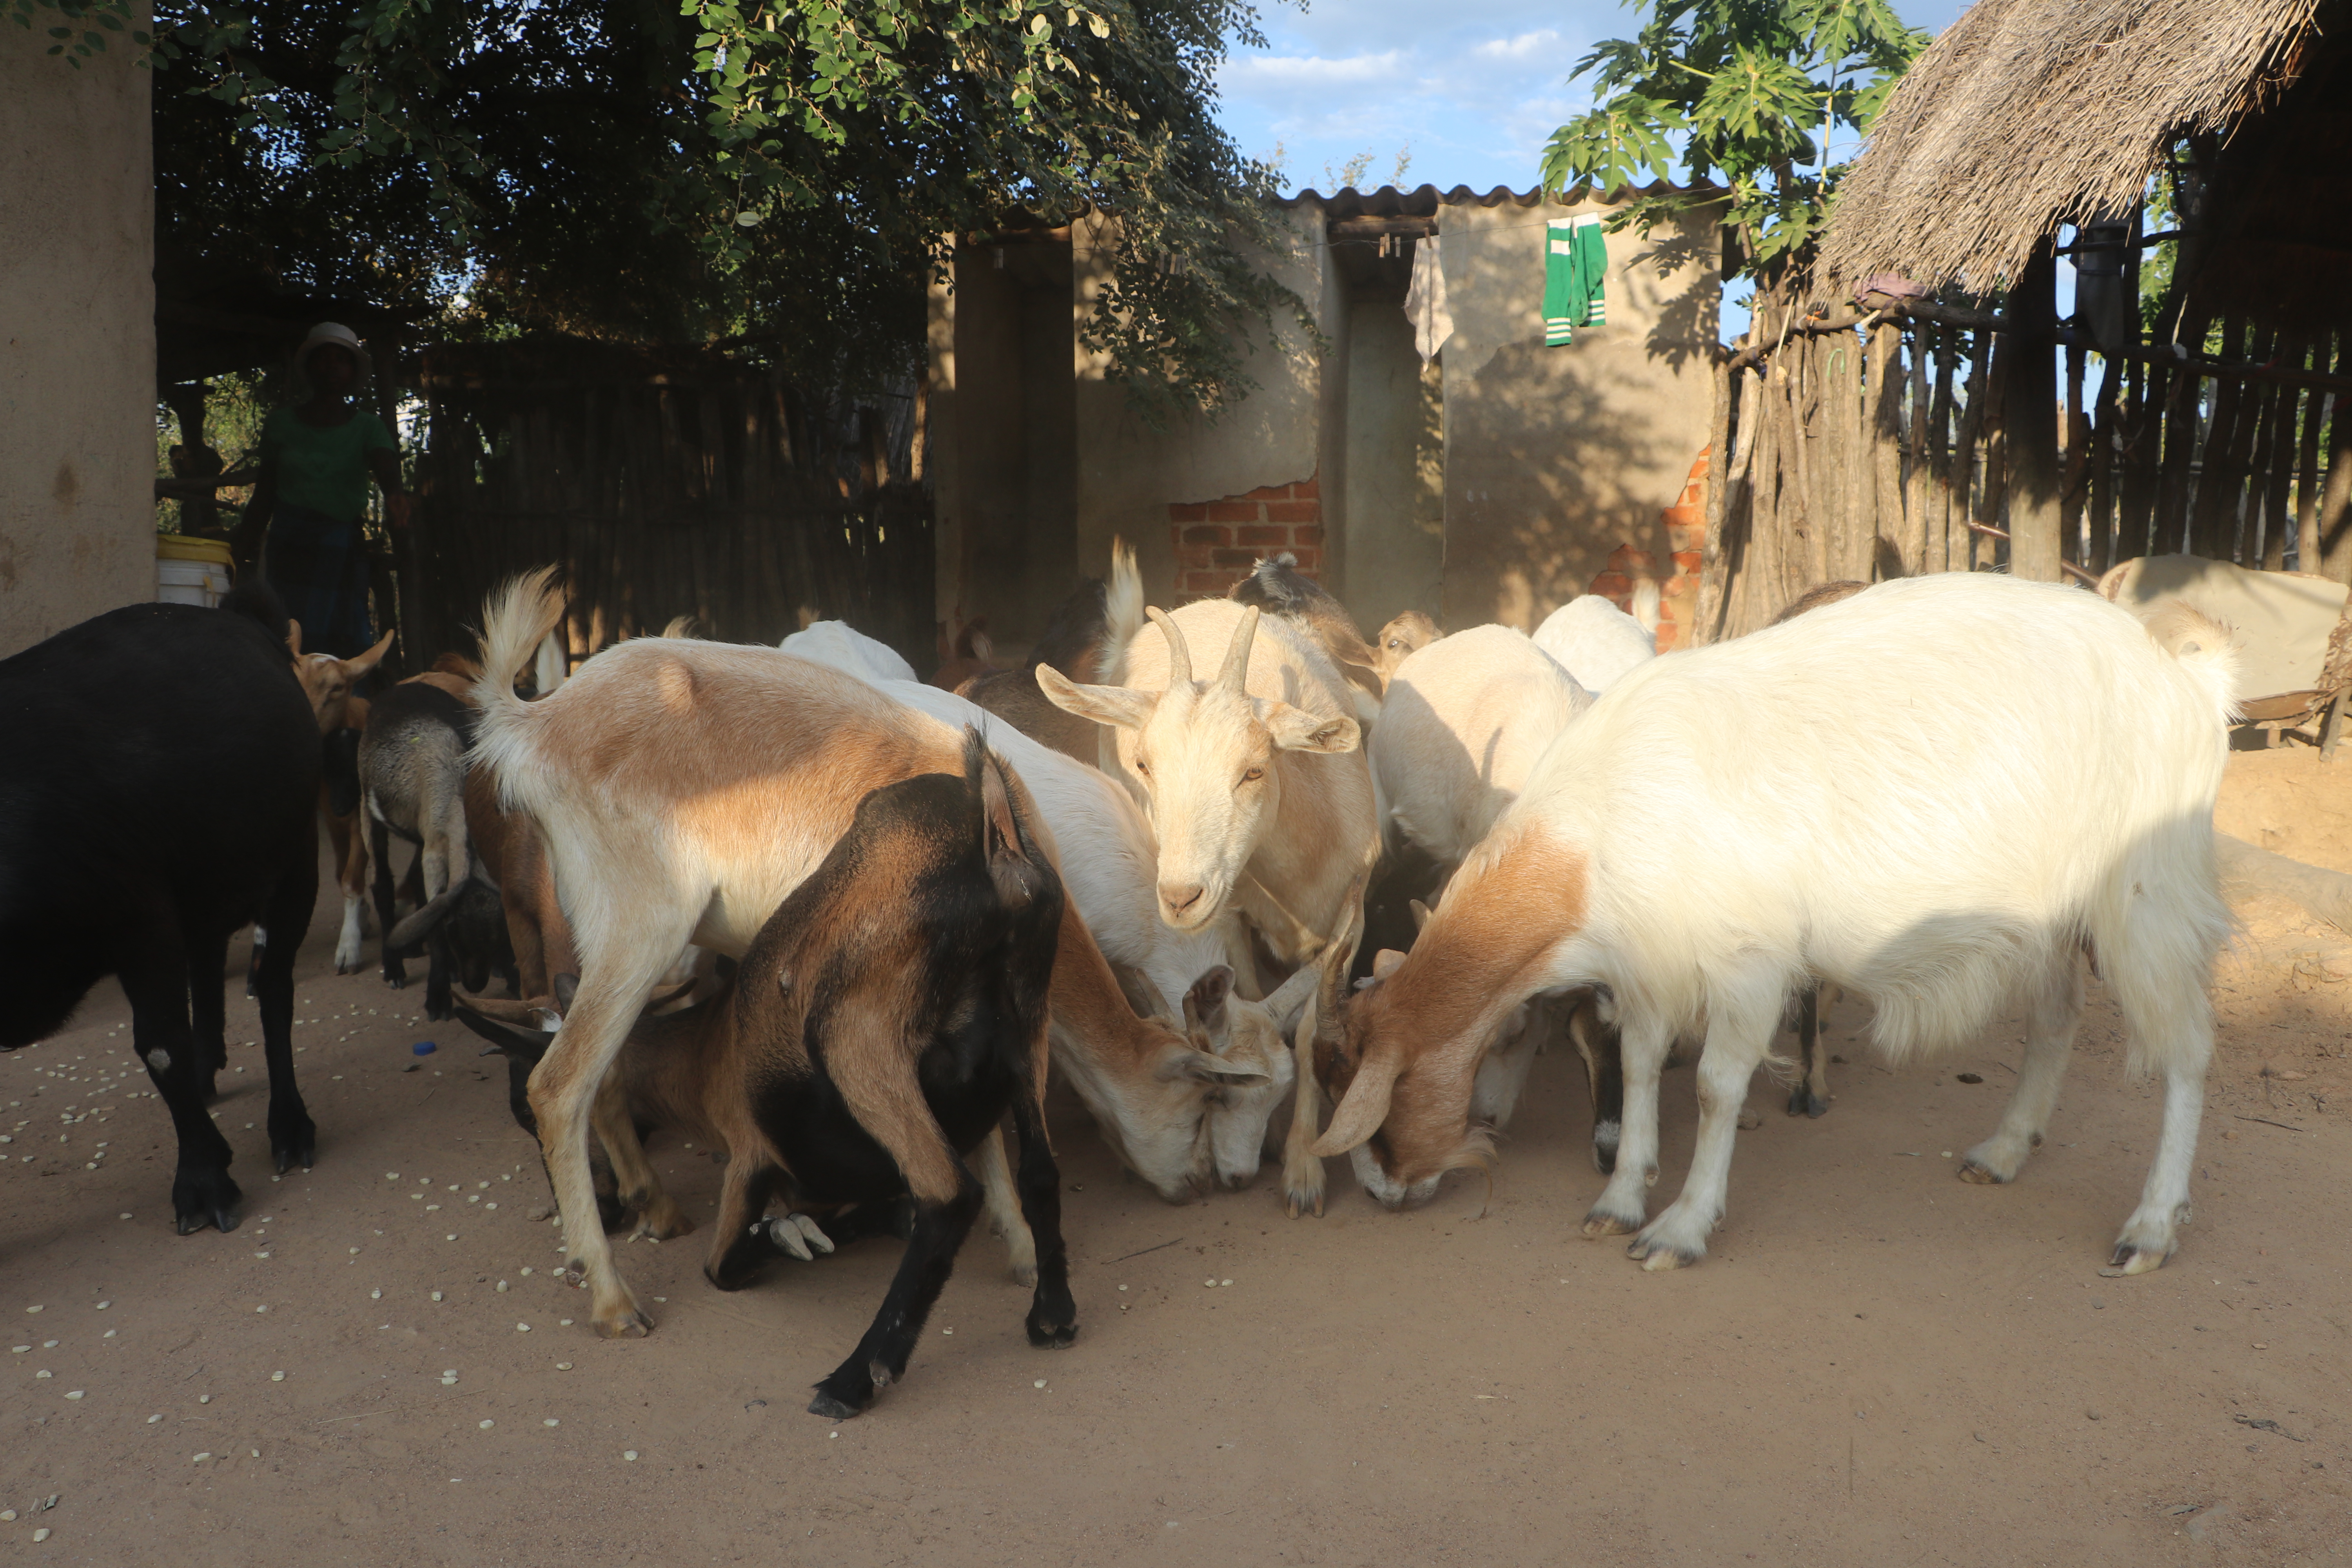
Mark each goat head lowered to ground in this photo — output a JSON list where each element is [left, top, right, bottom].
[[1312, 574, 2239, 1279], [467, 567, 1257, 1339], [466, 733, 1076, 1419], [1036, 545, 1381, 1218]]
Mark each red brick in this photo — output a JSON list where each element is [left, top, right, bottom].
[[1210, 546, 1262, 568], [1665, 521, 1704, 554], [1589, 571, 1633, 598], [1174, 549, 1212, 572], [1181, 524, 1231, 547], [1672, 551, 1702, 574], [1661, 573, 1697, 599], [1170, 502, 1208, 523], [1207, 501, 1261, 524], [1655, 625, 1682, 652], [1606, 546, 1659, 575], [1240, 482, 1292, 502], [1181, 571, 1243, 597], [1291, 524, 1325, 547], [1265, 500, 1320, 523], [1236, 524, 1289, 547], [1291, 475, 1320, 499]]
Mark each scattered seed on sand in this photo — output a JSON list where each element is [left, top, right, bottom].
[[191, 1453, 211, 1464], [431, 1292, 444, 1303], [496, 1281, 508, 1293], [622, 1450, 638, 1461], [544, 1419, 559, 1426], [555, 1363, 572, 1370], [64, 1390, 82, 1400], [516, 1323, 531, 1333], [479, 1419, 494, 1430], [1034, 1379, 1047, 1389], [147, 1415, 161, 1424], [198, 1395, 211, 1404], [370, 1289, 382, 1301], [32, 1527, 49, 1543], [270, 1371, 285, 1382]]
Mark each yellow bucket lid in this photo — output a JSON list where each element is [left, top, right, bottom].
[[156, 534, 234, 566]]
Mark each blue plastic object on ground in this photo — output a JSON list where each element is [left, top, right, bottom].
[[412, 1040, 437, 1056]]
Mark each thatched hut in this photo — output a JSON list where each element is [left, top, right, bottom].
[[1701, 0, 2352, 742]]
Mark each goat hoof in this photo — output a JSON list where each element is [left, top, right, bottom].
[[1633, 1241, 1699, 1272], [1581, 1208, 1639, 1238], [1026, 1316, 1079, 1349], [806, 1388, 867, 1421], [593, 1308, 654, 1339], [1956, 1158, 2006, 1186]]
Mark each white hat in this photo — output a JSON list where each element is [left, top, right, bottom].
[[292, 322, 372, 396]]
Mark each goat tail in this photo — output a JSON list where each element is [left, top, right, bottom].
[[1631, 578, 1662, 639], [1102, 535, 1144, 686], [469, 567, 567, 802], [2143, 599, 2243, 726]]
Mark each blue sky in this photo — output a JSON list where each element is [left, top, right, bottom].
[[1214, 0, 1970, 198]]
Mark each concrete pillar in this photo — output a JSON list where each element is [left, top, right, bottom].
[[0, 22, 156, 657]]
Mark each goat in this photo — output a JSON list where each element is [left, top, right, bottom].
[[1363, 626, 1619, 1156], [789, 625, 1308, 1190], [956, 577, 1112, 764], [1038, 543, 1381, 1217], [468, 568, 1247, 1336], [1310, 573, 2238, 1276], [0, 584, 319, 1232], [1531, 592, 1657, 694], [1371, 610, 1442, 682], [1231, 553, 1385, 722], [463, 734, 1076, 1418], [779, 620, 919, 684], [281, 627, 394, 976], [359, 677, 477, 1020]]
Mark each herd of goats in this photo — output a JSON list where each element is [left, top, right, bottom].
[[1, 546, 2242, 1417]]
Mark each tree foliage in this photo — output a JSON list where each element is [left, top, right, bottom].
[[24, 0, 1292, 414], [1538, 0, 1927, 288]]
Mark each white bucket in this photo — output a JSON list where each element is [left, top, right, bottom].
[[157, 557, 230, 608]]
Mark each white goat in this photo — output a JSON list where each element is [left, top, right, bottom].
[[1532, 589, 1657, 694], [789, 623, 1319, 1189], [468, 571, 1255, 1338], [1368, 625, 1597, 1140], [1311, 573, 2237, 1277], [777, 620, 919, 684], [1038, 547, 1382, 1216]]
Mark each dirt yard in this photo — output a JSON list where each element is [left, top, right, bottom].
[[4, 748, 2349, 1566]]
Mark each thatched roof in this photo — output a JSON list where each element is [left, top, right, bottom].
[[1820, 0, 2343, 299]]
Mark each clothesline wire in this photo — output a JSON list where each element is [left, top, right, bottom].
[[1058, 212, 1632, 261]]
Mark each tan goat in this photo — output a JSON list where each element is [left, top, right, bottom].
[[468, 569, 1243, 1338]]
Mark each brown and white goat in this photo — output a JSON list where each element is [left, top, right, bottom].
[[287, 626, 394, 975], [1371, 610, 1442, 682], [469, 568, 1245, 1337], [1038, 545, 1381, 1217], [466, 733, 1076, 1419]]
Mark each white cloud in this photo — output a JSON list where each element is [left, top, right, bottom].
[[1474, 29, 1561, 61], [1221, 50, 1405, 87]]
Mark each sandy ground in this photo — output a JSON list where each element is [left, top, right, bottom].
[[4, 748, 2350, 1566]]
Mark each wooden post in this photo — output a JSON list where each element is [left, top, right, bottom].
[[2060, 340, 2086, 570], [1869, 319, 1905, 578], [1901, 321, 1930, 575], [2005, 243, 2064, 583], [1695, 356, 1733, 646], [2294, 332, 2334, 570]]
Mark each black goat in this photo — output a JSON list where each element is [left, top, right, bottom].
[[0, 584, 320, 1232], [460, 732, 1073, 1419]]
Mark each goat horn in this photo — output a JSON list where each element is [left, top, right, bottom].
[[1219, 606, 1259, 693], [1146, 607, 1193, 689]]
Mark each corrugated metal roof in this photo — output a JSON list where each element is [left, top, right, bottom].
[[1275, 180, 1715, 216]]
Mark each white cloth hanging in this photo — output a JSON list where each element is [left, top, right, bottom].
[[1404, 234, 1452, 366]]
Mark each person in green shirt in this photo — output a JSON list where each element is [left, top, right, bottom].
[[234, 322, 414, 657]]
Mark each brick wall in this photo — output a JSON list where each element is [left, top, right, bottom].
[[1170, 476, 1322, 600], [1585, 447, 1709, 651]]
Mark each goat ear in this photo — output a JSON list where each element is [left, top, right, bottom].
[[1108, 959, 1171, 1022], [1408, 898, 1434, 933], [1181, 965, 1233, 1034], [451, 998, 554, 1059], [1035, 665, 1155, 731], [1372, 948, 1407, 980], [552, 973, 579, 1013], [1156, 1045, 1271, 1088], [1259, 700, 1359, 755], [286, 620, 305, 656], [1311, 1050, 1400, 1157]]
